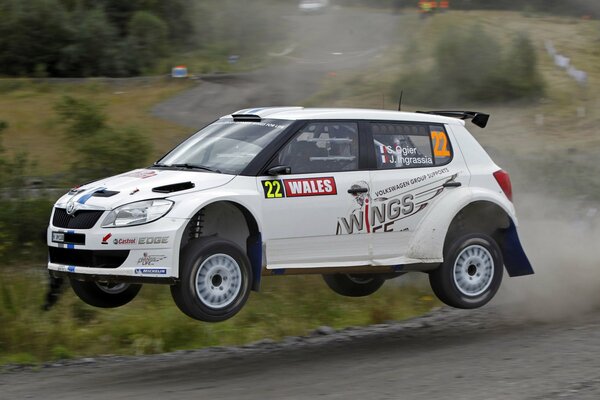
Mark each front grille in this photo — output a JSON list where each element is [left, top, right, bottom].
[[52, 208, 104, 229], [49, 247, 129, 269]]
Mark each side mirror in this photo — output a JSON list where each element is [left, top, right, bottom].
[[267, 165, 291, 176]]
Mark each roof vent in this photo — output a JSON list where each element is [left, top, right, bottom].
[[231, 114, 262, 122], [152, 182, 195, 193]]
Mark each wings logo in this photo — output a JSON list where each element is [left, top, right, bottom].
[[336, 174, 457, 234]]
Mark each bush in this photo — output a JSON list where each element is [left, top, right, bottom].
[[0, 120, 51, 263], [395, 23, 544, 104], [127, 11, 169, 72], [55, 96, 152, 182]]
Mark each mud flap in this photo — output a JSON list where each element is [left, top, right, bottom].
[[499, 220, 534, 277], [247, 233, 262, 291]]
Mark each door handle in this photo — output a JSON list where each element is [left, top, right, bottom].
[[348, 187, 369, 194], [442, 181, 462, 188]]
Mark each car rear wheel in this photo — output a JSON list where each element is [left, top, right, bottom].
[[70, 279, 141, 308], [323, 273, 385, 297], [429, 233, 503, 309], [171, 238, 252, 322]]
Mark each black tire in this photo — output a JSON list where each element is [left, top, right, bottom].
[[171, 237, 252, 322], [323, 274, 385, 297], [429, 233, 503, 309], [69, 279, 141, 308]]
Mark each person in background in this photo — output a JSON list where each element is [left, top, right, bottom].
[[439, 0, 449, 13], [419, 0, 433, 18]]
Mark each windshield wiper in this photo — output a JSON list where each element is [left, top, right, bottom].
[[153, 163, 221, 173]]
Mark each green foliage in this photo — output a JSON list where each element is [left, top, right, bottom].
[[0, 198, 53, 261], [0, 0, 71, 76], [127, 11, 169, 72], [55, 96, 108, 138], [58, 7, 120, 77], [0, 271, 439, 365], [395, 23, 544, 104], [501, 33, 545, 98], [0, 0, 195, 77], [75, 127, 152, 180], [0, 120, 51, 263], [55, 96, 151, 181]]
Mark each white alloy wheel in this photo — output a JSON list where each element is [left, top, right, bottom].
[[453, 244, 494, 297], [194, 254, 242, 309]]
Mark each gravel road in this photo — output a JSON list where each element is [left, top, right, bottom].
[[152, 7, 400, 128]]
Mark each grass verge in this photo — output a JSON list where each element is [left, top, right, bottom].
[[0, 78, 194, 179], [0, 267, 438, 365]]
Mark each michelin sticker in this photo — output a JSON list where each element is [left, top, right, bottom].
[[134, 268, 167, 275]]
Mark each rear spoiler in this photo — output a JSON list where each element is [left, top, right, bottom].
[[416, 110, 490, 128]]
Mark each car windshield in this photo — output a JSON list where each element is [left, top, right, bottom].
[[156, 119, 293, 175]]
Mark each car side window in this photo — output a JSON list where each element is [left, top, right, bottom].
[[278, 122, 359, 174], [371, 122, 452, 169]]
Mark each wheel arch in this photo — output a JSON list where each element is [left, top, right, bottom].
[[444, 201, 533, 277], [179, 200, 263, 291], [407, 190, 533, 277]]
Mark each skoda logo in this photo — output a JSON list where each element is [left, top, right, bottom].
[[66, 201, 76, 216]]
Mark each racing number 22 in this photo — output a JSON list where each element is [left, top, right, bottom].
[[262, 180, 284, 198], [431, 131, 451, 158]]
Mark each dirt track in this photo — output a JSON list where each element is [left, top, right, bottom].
[[3, 7, 600, 400], [152, 7, 399, 128]]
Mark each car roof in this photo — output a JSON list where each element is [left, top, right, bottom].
[[229, 107, 465, 126]]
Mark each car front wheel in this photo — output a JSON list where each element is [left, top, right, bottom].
[[70, 279, 141, 308], [323, 273, 385, 297], [429, 233, 503, 309], [171, 238, 252, 322]]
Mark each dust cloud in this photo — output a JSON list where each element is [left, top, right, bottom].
[[494, 193, 600, 322]]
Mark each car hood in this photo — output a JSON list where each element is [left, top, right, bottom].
[[54, 168, 236, 210]]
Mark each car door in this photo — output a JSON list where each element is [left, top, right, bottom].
[[259, 121, 372, 269], [366, 121, 469, 264]]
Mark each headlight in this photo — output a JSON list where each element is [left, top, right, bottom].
[[101, 199, 174, 228]]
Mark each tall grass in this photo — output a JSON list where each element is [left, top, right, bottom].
[[0, 267, 438, 365]]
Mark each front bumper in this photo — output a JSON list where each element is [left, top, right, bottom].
[[47, 215, 188, 281]]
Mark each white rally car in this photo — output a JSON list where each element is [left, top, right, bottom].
[[48, 107, 533, 322]]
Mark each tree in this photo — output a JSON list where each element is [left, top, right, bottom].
[[0, 0, 71, 76], [58, 7, 119, 77], [126, 11, 169, 71]]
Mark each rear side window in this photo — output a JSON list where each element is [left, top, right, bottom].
[[370, 122, 452, 169]]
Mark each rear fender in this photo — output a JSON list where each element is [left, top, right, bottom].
[[406, 188, 518, 262]]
